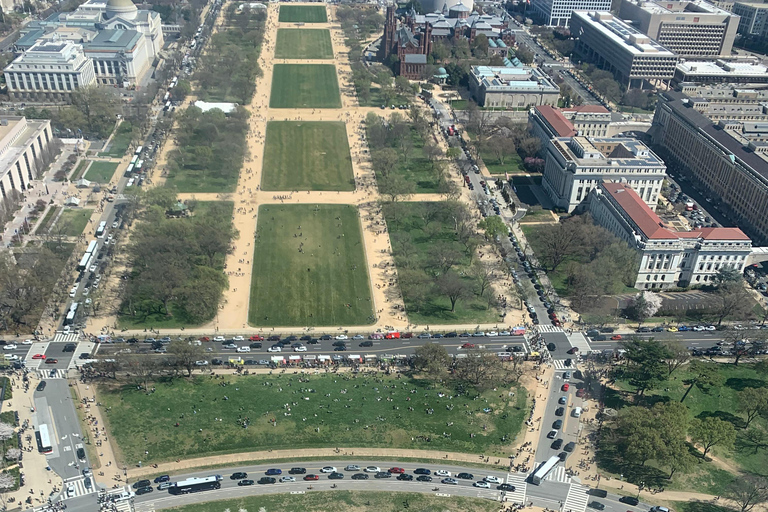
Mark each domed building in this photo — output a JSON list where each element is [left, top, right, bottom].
[[419, 0, 474, 16], [9, 0, 163, 91]]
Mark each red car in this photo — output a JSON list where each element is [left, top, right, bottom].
[[249, 335, 264, 341], [562, 383, 570, 391], [567, 347, 579, 354], [45, 358, 58, 364], [388, 467, 405, 474], [385, 332, 400, 339], [461, 343, 475, 349], [576, 388, 585, 398], [402, 332, 413, 339], [611, 334, 622, 340], [199, 337, 210, 342], [31, 354, 46, 360], [303, 474, 319, 481]]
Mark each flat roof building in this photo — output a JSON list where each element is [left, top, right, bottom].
[[617, 0, 739, 57], [0, 117, 54, 201], [588, 182, 752, 288], [570, 11, 679, 89], [531, 0, 612, 27], [674, 58, 768, 84], [652, 90, 768, 245], [542, 136, 666, 212], [468, 65, 560, 108]]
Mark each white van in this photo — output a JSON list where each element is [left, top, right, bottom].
[[573, 407, 582, 418], [3, 354, 17, 361], [236, 346, 250, 353]]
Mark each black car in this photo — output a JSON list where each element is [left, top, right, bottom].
[[397, 473, 414, 481], [332, 340, 347, 346], [334, 346, 347, 351], [127, 338, 139, 343], [352, 473, 369, 480], [589, 502, 605, 511], [564, 441, 576, 452], [283, 335, 298, 342], [457, 472, 474, 480], [558, 452, 568, 461], [588, 489, 608, 498], [414, 468, 431, 475], [249, 342, 262, 349], [212, 358, 223, 365], [231, 472, 248, 480], [307, 338, 319, 344], [258, 477, 276, 484], [547, 343, 556, 351], [135, 486, 153, 495], [133, 480, 151, 489], [416, 475, 433, 482], [375, 472, 391, 479], [63, 343, 76, 352], [289, 467, 306, 474], [154, 475, 170, 483], [564, 359, 572, 367], [320, 335, 332, 340], [551, 439, 563, 450], [328, 472, 344, 480], [445, 332, 458, 338], [619, 496, 640, 505], [555, 407, 564, 416], [498, 483, 516, 491], [238, 479, 255, 486], [300, 336, 312, 341], [592, 335, 607, 341], [359, 341, 373, 347], [267, 335, 280, 341], [76, 447, 86, 460], [36, 381, 46, 392], [553, 420, 563, 429]]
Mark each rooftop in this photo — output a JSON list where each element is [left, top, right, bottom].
[[628, 0, 731, 16], [601, 182, 750, 240], [573, 11, 677, 57], [535, 105, 577, 137], [677, 59, 768, 76]]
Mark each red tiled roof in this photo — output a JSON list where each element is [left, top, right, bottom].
[[535, 105, 576, 137], [601, 183, 678, 240], [696, 227, 751, 241], [601, 183, 750, 242]]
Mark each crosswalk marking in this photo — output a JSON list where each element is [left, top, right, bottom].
[[62, 476, 96, 498], [37, 369, 68, 379], [553, 360, 575, 370], [537, 325, 564, 334], [504, 473, 528, 504], [563, 483, 590, 512], [52, 333, 81, 343]]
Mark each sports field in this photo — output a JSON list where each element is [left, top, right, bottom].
[[262, 121, 354, 191], [275, 29, 333, 59], [278, 4, 327, 23], [270, 64, 341, 109], [249, 204, 372, 326], [99, 373, 527, 464]]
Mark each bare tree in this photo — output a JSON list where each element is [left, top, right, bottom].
[[169, 340, 205, 377], [725, 475, 768, 512], [471, 260, 501, 297], [435, 272, 473, 313], [4, 448, 20, 462]]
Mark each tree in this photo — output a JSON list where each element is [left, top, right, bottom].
[[0, 424, 13, 446], [484, 135, 514, 166], [413, 342, 451, 381], [725, 475, 768, 512], [470, 260, 501, 297], [738, 387, 768, 428], [477, 216, 507, 240], [435, 271, 472, 312], [662, 339, 690, 377], [680, 360, 723, 403], [168, 340, 205, 377], [4, 448, 20, 462], [689, 416, 736, 458], [378, 173, 415, 203], [371, 148, 399, 177], [123, 355, 157, 391], [69, 87, 119, 137], [625, 291, 662, 324], [422, 141, 443, 169], [659, 440, 696, 479], [0, 473, 13, 490], [713, 281, 752, 326], [621, 338, 670, 396], [454, 348, 515, 389], [528, 221, 582, 272]]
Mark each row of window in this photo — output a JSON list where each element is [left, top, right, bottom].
[[6, 72, 82, 91]]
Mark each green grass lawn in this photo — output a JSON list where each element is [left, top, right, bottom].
[[99, 122, 133, 157], [278, 4, 327, 23], [262, 121, 354, 191], [36, 206, 60, 233], [483, 152, 525, 175], [166, 491, 499, 512], [84, 161, 119, 183], [367, 121, 441, 194], [249, 204, 373, 326], [275, 29, 333, 59], [270, 64, 341, 109], [603, 362, 768, 493], [54, 208, 92, 237], [356, 87, 411, 108], [385, 202, 502, 325], [99, 373, 526, 465], [71, 160, 88, 180]]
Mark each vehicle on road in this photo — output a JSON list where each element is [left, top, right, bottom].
[[328, 472, 344, 480], [474, 481, 491, 488], [303, 474, 319, 481], [265, 469, 281, 476], [441, 478, 458, 485], [320, 466, 336, 473], [352, 473, 369, 480], [434, 470, 451, 477], [230, 472, 248, 480], [258, 477, 276, 485], [364, 466, 380, 473], [238, 479, 254, 486], [289, 468, 306, 474], [279, 476, 295, 483]]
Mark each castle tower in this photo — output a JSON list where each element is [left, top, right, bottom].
[[380, 5, 397, 60]]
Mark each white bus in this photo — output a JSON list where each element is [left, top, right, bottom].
[[531, 456, 560, 485], [169, 475, 222, 494], [86, 240, 98, 255], [77, 253, 91, 271], [95, 221, 107, 238], [36, 424, 52, 453], [134, 146, 143, 155], [130, 155, 138, 165], [64, 302, 79, 326]]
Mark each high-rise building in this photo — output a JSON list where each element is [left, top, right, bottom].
[[532, 0, 612, 26], [571, 11, 679, 89], [617, 0, 739, 57], [0, 116, 54, 199], [732, 1, 768, 35]]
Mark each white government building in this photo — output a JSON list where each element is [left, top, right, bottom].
[[541, 136, 666, 213], [4, 0, 164, 99], [588, 182, 752, 289], [0, 117, 54, 199]]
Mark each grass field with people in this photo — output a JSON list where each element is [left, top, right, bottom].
[[261, 121, 354, 191], [270, 65, 341, 109], [275, 29, 333, 59], [99, 373, 527, 465], [166, 491, 499, 512], [278, 5, 327, 23], [84, 161, 119, 183], [248, 204, 372, 326]]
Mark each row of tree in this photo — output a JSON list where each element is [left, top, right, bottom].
[[413, 342, 525, 389], [119, 190, 235, 325], [22, 87, 120, 139]]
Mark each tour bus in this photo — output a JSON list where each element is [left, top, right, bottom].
[[531, 456, 560, 485], [169, 475, 222, 494], [36, 424, 53, 453], [64, 302, 79, 326], [95, 221, 107, 238]]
